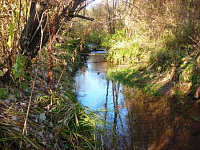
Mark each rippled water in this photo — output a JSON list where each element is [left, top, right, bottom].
[[74, 51, 200, 150]]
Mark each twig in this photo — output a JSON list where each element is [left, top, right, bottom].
[[20, 64, 38, 149], [55, 63, 67, 90], [18, 0, 22, 31], [72, 14, 94, 21], [189, 36, 198, 44], [20, 8, 46, 148]]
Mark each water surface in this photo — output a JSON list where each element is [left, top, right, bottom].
[[74, 51, 200, 150]]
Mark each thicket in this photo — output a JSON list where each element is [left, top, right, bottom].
[[0, 0, 105, 149], [1, 0, 200, 149], [0, 0, 26, 79], [89, 0, 200, 99]]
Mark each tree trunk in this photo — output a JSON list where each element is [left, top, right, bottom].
[[20, 1, 48, 59], [19, 0, 93, 89]]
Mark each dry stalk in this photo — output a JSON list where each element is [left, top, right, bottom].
[[19, 63, 39, 149], [19, 9, 46, 149]]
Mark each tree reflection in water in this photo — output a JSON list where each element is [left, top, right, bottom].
[[123, 87, 200, 150], [103, 79, 128, 149], [75, 52, 200, 150]]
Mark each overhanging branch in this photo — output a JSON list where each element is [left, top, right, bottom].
[[72, 14, 94, 21]]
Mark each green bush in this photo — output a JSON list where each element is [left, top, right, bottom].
[[59, 38, 87, 52], [102, 29, 125, 49], [107, 42, 143, 65], [86, 30, 106, 45]]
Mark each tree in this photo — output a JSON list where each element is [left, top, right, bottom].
[[106, 0, 117, 34], [19, 0, 94, 88]]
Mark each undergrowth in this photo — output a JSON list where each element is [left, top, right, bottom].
[[105, 24, 200, 99], [0, 38, 105, 150]]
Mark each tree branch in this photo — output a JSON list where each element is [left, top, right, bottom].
[[77, 0, 95, 12], [72, 14, 94, 21]]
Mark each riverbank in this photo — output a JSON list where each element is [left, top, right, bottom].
[[103, 29, 200, 101], [107, 65, 200, 121], [0, 39, 102, 149], [107, 52, 200, 99], [74, 48, 200, 149]]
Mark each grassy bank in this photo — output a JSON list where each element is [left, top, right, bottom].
[[0, 38, 103, 149], [108, 68, 160, 96], [104, 28, 200, 99]]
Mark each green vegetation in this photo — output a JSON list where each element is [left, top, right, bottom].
[[12, 54, 27, 80], [86, 30, 106, 45], [1, 0, 200, 149], [108, 68, 160, 96], [0, 95, 102, 149], [102, 1, 200, 100], [0, 36, 104, 149], [102, 29, 146, 65]]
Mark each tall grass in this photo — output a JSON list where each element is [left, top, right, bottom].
[[0, 90, 104, 149], [0, 37, 105, 149]]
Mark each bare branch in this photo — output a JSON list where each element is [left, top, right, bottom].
[[77, 0, 95, 12], [72, 14, 94, 21]]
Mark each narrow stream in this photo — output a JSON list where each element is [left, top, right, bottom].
[[74, 51, 200, 150]]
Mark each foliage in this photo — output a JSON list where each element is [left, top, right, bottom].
[[102, 29, 125, 49], [0, 88, 8, 99], [103, 0, 200, 98], [107, 41, 145, 65], [102, 29, 148, 65], [12, 54, 27, 80], [36, 94, 103, 150], [86, 30, 106, 45], [59, 38, 86, 53], [0, 94, 103, 149], [0, 0, 28, 77], [54, 102, 103, 149], [149, 47, 173, 73]]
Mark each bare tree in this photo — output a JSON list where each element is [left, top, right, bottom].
[[106, 0, 117, 34], [19, 0, 94, 88]]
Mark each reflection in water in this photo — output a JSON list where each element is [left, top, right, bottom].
[[75, 52, 200, 150], [123, 88, 200, 150]]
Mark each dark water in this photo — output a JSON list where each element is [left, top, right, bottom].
[[75, 51, 200, 150]]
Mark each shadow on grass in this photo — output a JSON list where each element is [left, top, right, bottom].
[[108, 24, 200, 98]]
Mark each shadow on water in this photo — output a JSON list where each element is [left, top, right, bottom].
[[123, 88, 200, 150], [74, 51, 200, 150]]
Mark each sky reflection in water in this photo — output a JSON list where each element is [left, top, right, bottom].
[[74, 52, 200, 150]]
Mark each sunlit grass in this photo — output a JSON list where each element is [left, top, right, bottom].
[[0, 90, 105, 149], [0, 37, 107, 150], [107, 68, 161, 96]]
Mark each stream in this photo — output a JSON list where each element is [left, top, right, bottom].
[[74, 51, 200, 150]]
